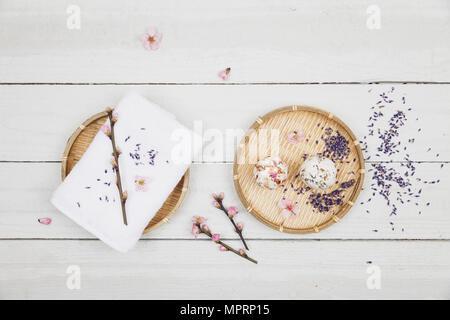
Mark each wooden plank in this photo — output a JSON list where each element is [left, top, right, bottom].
[[0, 240, 448, 299], [0, 84, 448, 161], [0, 0, 449, 83], [0, 162, 448, 240]]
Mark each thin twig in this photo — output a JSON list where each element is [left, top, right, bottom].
[[216, 199, 249, 250], [106, 108, 128, 226], [199, 225, 257, 264]]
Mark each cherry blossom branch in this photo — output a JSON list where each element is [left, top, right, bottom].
[[104, 108, 128, 226], [191, 216, 257, 264], [212, 193, 249, 250]]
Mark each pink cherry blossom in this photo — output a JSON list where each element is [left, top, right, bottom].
[[101, 124, 111, 136], [278, 198, 300, 218], [191, 224, 200, 238], [212, 233, 220, 243], [287, 130, 305, 145], [237, 222, 244, 231], [192, 216, 207, 225], [219, 245, 228, 251], [141, 27, 163, 51], [218, 68, 231, 81], [200, 223, 209, 232], [239, 248, 246, 256], [134, 175, 150, 191], [212, 200, 221, 208], [38, 218, 52, 225], [228, 206, 238, 217]]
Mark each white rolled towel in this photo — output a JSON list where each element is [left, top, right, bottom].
[[51, 92, 201, 252]]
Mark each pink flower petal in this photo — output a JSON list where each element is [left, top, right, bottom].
[[191, 224, 200, 238], [101, 124, 111, 135], [218, 68, 231, 81], [287, 130, 305, 144], [38, 218, 52, 225], [212, 200, 220, 208], [228, 206, 238, 216], [147, 27, 157, 37], [212, 233, 220, 242], [135, 176, 150, 192], [280, 209, 292, 219], [142, 27, 162, 51], [278, 198, 291, 209], [142, 41, 151, 50], [286, 132, 296, 142], [218, 71, 228, 81], [149, 42, 160, 50], [153, 32, 162, 42]]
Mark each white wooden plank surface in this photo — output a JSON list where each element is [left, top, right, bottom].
[[1, 0, 449, 300], [0, 84, 448, 161], [1, 0, 449, 83], [0, 162, 448, 240], [1, 240, 449, 299]]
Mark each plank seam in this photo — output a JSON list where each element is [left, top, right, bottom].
[[0, 238, 448, 241], [1, 160, 449, 164], [1, 81, 450, 86]]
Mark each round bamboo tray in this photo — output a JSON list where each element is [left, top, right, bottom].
[[61, 111, 190, 234], [233, 105, 365, 234]]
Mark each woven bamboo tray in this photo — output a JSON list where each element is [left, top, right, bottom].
[[233, 105, 365, 234], [61, 111, 190, 234]]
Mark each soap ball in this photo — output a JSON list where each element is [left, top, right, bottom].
[[300, 155, 337, 190], [253, 156, 288, 190]]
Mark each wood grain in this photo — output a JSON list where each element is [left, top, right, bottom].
[[0, 84, 449, 161], [0, 162, 448, 240], [0, 0, 449, 83], [1, 0, 449, 300], [1, 240, 448, 299]]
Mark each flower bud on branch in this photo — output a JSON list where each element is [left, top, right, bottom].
[[110, 157, 118, 169], [212, 193, 249, 250], [191, 216, 257, 264], [212, 233, 220, 243], [103, 107, 128, 226]]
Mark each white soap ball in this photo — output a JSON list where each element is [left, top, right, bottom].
[[300, 155, 337, 190], [253, 156, 288, 190]]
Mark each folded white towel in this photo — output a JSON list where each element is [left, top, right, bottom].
[[51, 92, 201, 252]]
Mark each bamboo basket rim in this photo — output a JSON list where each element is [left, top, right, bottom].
[[233, 105, 365, 234], [61, 111, 190, 234]]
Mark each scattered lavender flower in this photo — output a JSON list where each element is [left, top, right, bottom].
[[361, 87, 442, 226]]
